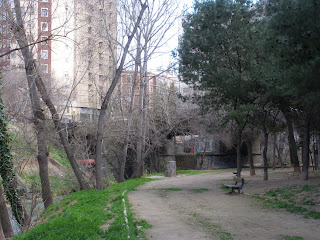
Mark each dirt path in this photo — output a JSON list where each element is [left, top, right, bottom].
[[128, 169, 320, 240]]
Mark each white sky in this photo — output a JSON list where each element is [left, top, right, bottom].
[[148, 0, 194, 71]]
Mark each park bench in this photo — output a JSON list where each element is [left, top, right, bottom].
[[224, 176, 245, 194]]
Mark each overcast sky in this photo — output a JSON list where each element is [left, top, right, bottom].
[[148, 0, 194, 71]]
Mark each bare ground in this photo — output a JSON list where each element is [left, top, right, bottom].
[[128, 168, 320, 240]]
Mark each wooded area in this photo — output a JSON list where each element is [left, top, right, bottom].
[[0, 0, 319, 238]]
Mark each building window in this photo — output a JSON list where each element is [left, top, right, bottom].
[[99, 64, 103, 71], [41, 36, 48, 45], [88, 27, 92, 34], [42, 0, 49, 2], [99, 42, 103, 48], [64, 72, 69, 78], [41, 8, 48, 17], [41, 50, 48, 59], [41, 22, 48, 31], [41, 64, 48, 73]]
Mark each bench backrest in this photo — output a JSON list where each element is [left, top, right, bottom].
[[233, 176, 245, 187]]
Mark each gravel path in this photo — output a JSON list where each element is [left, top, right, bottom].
[[128, 170, 320, 240]]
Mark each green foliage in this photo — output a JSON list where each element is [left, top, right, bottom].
[[49, 146, 71, 168], [178, 0, 258, 126], [0, 81, 25, 225], [262, 0, 320, 121], [13, 178, 154, 240]]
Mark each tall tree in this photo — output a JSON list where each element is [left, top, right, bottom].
[[178, 0, 257, 177], [264, 0, 320, 180], [6, 0, 89, 190], [131, 0, 179, 179], [94, 1, 148, 189]]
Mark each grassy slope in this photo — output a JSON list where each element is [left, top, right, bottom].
[[14, 169, 223, 239], [13, 178, 153, 240]]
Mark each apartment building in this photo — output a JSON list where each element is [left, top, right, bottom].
[[0, 0, 117, 122], [119, 70, 181, 118]]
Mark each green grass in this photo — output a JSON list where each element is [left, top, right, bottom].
[[160, 188, 182, 191], [147, 169, 228, 177], [251, 184, 320, 219], [49, 146, 71, 168], [13, 178, 154, 240], [193, 188, 209, 193], [146, 172, 164, 177], [282, 236, 303, 240], [177, 169, 231, 176]]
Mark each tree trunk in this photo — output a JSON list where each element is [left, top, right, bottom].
[[0, 184, 14, 239], [258, 115, 269, 181], [134, 72, 145, 178], [246, 141, 255, 176], [272, 134, 276, 170], [27, 76, 53, 208], [261, 125, 269, 181], [0, 221, 5, 240], [276, 145, 283, 167], [198, 141, 207, 170], [236, 129, 242, 177], [301, 113, 311, 180], [131, 128, 174, 179], [120, 61, 139, 182], [9, 0, 89, 190], [95, 3, 148, 189], [135, 72, 146, 179], [23, 37, 53, 208], [283, 111, 301, 173]]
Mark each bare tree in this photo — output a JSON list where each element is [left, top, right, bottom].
[[94, 1, 148, 189], [119, 0, 179, 178], [5, 0, 89, 191]]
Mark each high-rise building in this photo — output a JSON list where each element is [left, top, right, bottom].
[[0, 0, 117, 122]]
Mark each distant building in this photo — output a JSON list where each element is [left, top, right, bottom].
[[0, 0, 117, 122], [119, 70, 181, 117]]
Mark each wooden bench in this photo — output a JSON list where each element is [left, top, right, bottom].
[[224, 176, 245, 194]]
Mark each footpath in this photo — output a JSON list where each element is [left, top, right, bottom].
[[129, 169, 320, 240]]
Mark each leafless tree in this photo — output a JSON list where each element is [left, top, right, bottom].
[[5, 0, 89, 194], [94, 1, 148, 189]]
